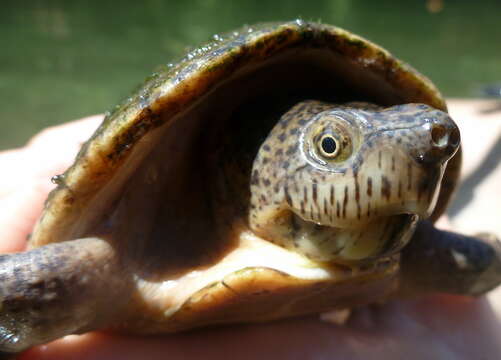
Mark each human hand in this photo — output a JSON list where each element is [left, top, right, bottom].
[[1, 100, 500, 360]]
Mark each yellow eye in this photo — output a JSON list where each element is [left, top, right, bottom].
[[317, 134, 340, 158]]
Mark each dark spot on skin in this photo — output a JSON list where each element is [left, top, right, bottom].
[[300, 201, 305, 215], [278, 133, 287, 142], [275, 149, 283, 156], [407, 162, 413, 190], [378, 151, 382, 169], [367, 177, 373, 197], [343, 186, 348, 218], [285, 145, 297, 156], [391, 156, 395, 172], [291, 216, 300, 233], [279, 120, 288, 130], [303, 186, 308, 202], [251, 170, 260, 186], [296, 103, 306, 113], [260, 194, 267, 203], [262, 157, 270, 165], [354, 174, 361, 219], [354, 174, 360, 202], [282, 160, 290, 169], [289, 128, 298, 135], [310, 204, 316, 221], [381, 176, 391, 200], [263, 179, 271, 187], [323, 198, 329, 216], [336, 200, 341, 218], [284, 185, 293, 206], [312, 183, 318, 203], [330, 184, 335, 205], [263, 144, 271, 152], [295, 164, 308, 172]]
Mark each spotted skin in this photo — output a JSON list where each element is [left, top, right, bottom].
[[249, 100, 460, 262]]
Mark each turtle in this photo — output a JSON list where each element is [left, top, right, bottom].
[[1, 20, 501, 356]]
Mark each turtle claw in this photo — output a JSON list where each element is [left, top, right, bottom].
[[320, 308, 352, 325]]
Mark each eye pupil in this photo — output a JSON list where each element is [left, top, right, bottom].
[[321, 136, 337, 154]]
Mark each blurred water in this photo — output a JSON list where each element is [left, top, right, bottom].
[[1, 0, 500, 149]]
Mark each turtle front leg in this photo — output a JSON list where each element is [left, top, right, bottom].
[[399, 220, 501, 296], [0, 237, 132, 354]]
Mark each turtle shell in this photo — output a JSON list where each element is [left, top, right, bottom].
[[29, 21, 460, 332]]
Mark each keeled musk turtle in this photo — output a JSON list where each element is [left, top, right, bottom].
[[1, 20, 500, 355]]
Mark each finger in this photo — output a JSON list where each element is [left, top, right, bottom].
[[0, 116, 103, 253], [0, 183, 50, 252], [20, 296, 501, 360], [0, 115, 103, 199]]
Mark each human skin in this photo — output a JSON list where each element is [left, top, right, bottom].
[[1, 99, 500, 360]]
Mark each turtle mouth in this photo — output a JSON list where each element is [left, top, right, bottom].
[[282, 211, 418, 263]]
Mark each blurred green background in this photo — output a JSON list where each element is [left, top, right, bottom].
[[1, 0, 500, 149]]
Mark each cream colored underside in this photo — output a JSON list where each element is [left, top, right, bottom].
[[135, 231, 337, 319]]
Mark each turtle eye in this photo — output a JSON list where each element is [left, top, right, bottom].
[[318, 134, 340, 158]]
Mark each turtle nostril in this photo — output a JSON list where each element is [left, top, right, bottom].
[[431, 124, 449, 148], [449, 127, 460, 147]]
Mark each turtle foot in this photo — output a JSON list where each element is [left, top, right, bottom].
[[399, 221, 501, 297], [0, 237, 130, 353]]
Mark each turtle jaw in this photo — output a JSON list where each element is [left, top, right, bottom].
[[252, 205, 419, 264], [283, 210, 419, 263]]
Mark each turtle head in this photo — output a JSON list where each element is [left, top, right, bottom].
[[249, 100, 460, 262]]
